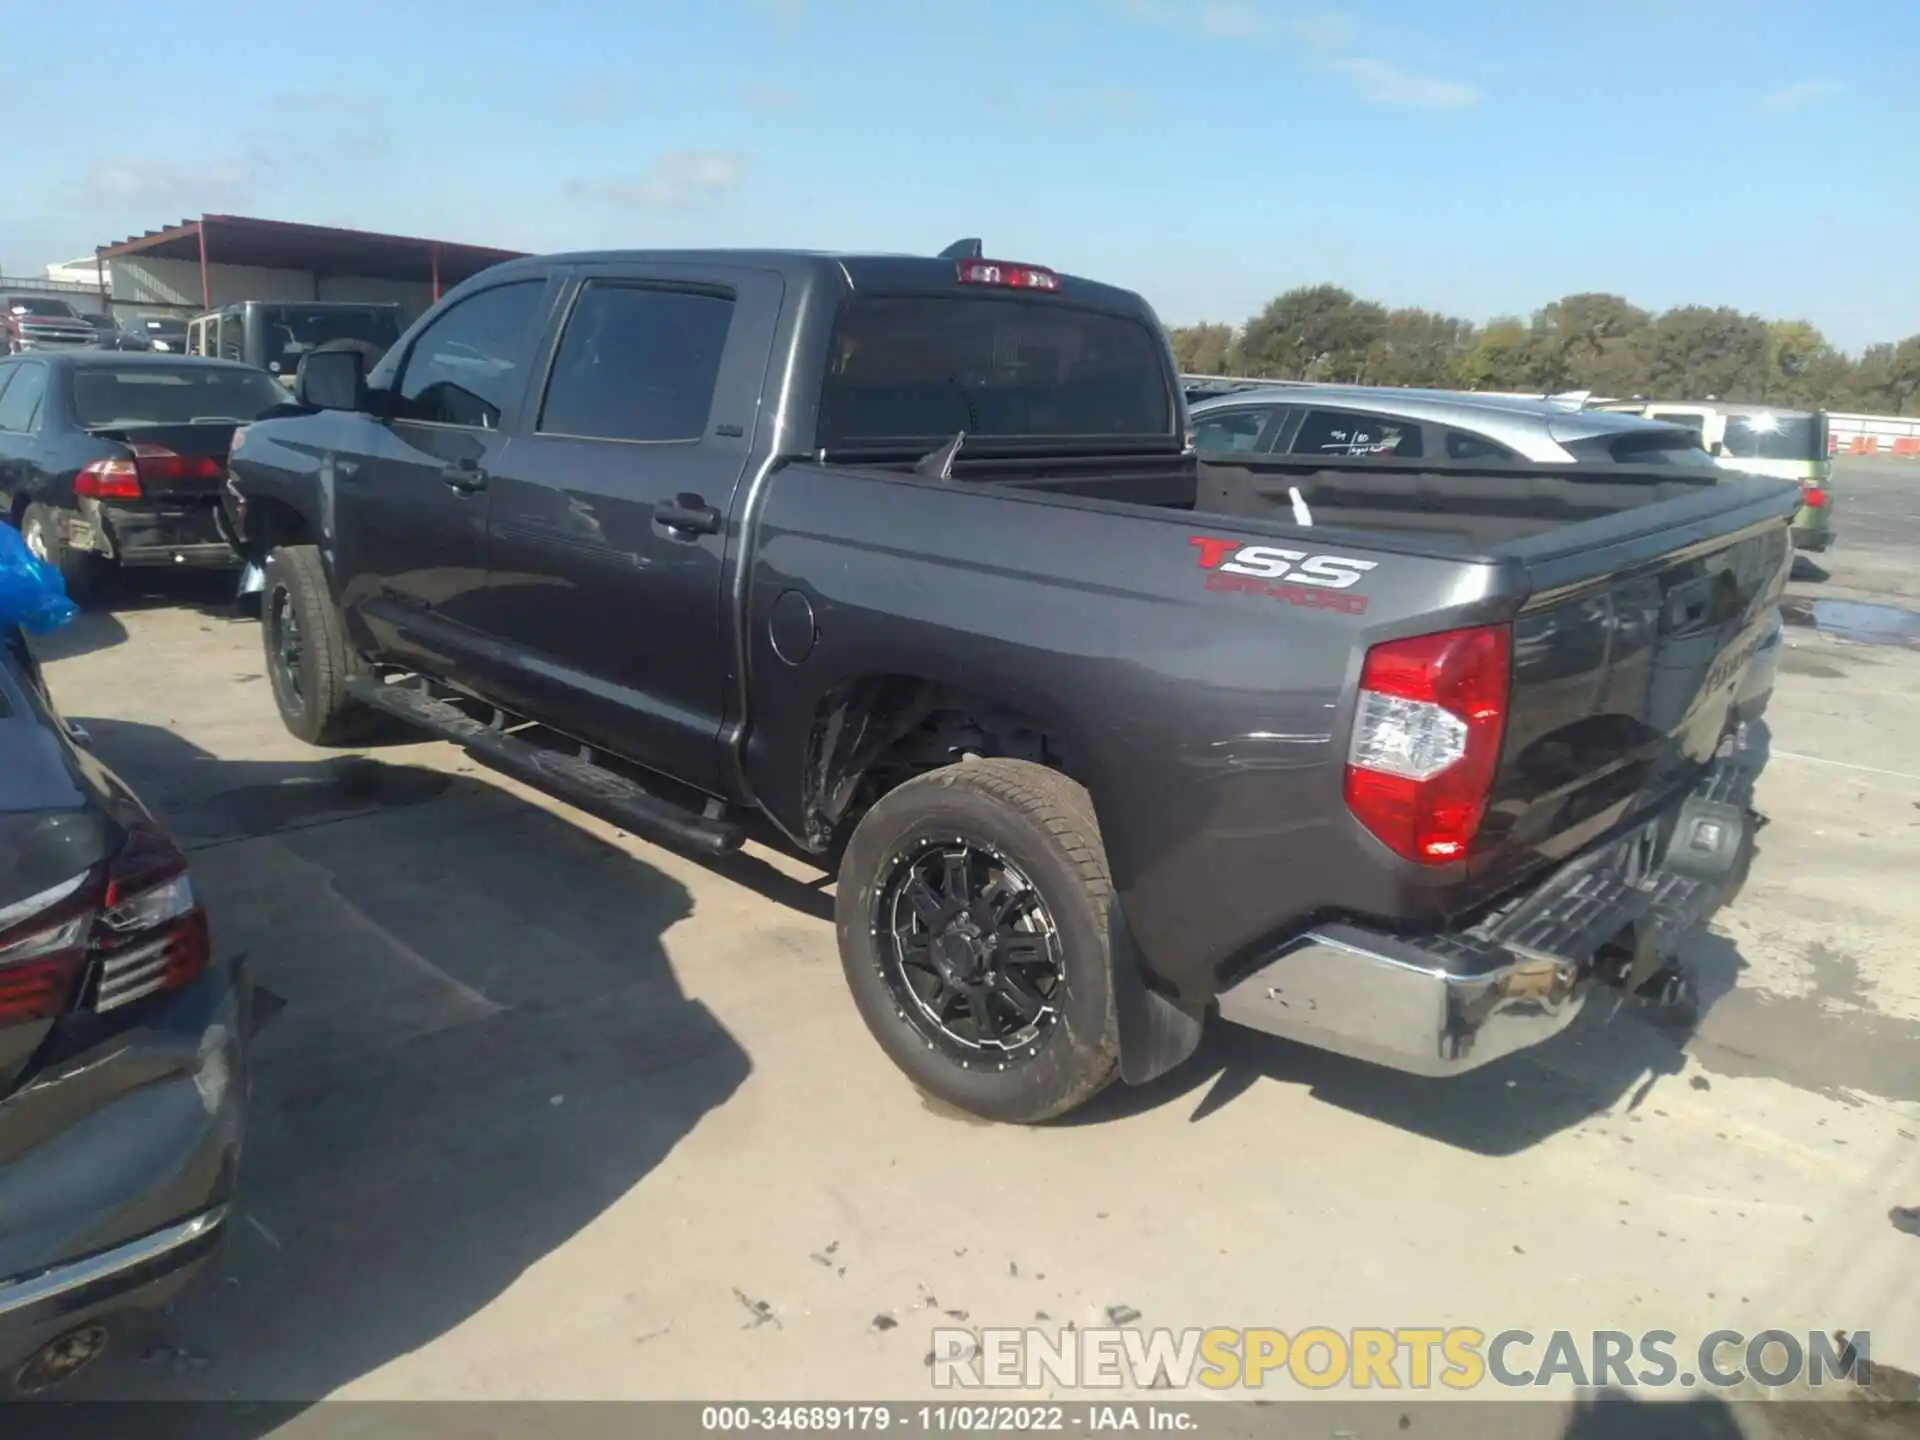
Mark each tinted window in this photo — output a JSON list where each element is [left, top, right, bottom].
[[539, 285, 734, 442], [1445, 429, 1517, 461], [1722, 412, 1825, 462], [394, 282, 546, 429], [1193, 408, 1270, 454], [1604, 430, 1717, 466], [1291, 408, 1423, 459], [1648, 411, 1707, 437], [218, 312, 245, 362], [0, 365, 48, 432], [260, 305, 403, 377], [68, 364, 287, 428], [818, 296, 1173, 445]]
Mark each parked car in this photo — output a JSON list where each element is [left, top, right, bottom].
[[0, 353, 289, 604], [223, 243, 1799, 1123], [1596, 400, 1834, 551], [0, 617, 247, 1393], [4, 298, 96, 356], [74, 312, 137, 351], [120, 316, 189, 354], [186, 301, 405, 387], [1190, 384, 1785, 726]]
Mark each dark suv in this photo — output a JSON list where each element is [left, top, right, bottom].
[[186, 302, 405, 386]]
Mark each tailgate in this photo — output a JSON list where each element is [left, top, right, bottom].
[[1469, 474, 1799, 896]]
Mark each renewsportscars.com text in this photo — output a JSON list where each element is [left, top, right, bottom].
[[929, 1326, 1873, 1392]]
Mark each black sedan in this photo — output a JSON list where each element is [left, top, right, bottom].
[[0, 621, 248, 1393], [0, 353, 288, 605]]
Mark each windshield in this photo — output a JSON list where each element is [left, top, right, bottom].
[[1722, 412, 1826, 462], [258, 307, 402, 375], [817, 295, 1173, 446], [69, 364, 289, 428], [7, 298, 78, 319]]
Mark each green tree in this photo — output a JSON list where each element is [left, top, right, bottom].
[[1456, 317, 1537, 391], [1529, 293, 1651, 395], [1238, 285, 1387, 382], [1167, 322, 1238, 375], [1636, 306, 1771, 400], [1764, 320, 1838, 407], [1367, 307, 1477, 388]]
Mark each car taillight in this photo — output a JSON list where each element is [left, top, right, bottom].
[[94, 820, 210, 1011], [955, 259, 1061, 292], [0, 874, 94, 1025], [76, 445, 223, 500], [1801, 485, 1829, 509], [1344, 624, 1512, 865], [0, 821, 209, 1027]]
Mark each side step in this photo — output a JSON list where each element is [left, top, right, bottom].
[[349, 677, 745, 859]]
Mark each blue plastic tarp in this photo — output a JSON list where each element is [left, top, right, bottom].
[[0, 523, 78, 635]]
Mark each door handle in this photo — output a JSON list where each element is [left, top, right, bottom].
[[442, 459, 488, 494], [654, 493, 722, 536]]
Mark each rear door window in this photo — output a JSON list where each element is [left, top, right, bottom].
[[1721, 413, 1825, 462], [538, 284, 735, 442], [818, 296, 1173, 445], [1291, 408, 1423, 459]]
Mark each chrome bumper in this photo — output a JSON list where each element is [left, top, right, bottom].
[[1217, 747, 1760, 1075], [0, 1207, 228, 1322]]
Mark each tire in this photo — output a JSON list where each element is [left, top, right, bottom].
[[262, 544, 378, 746], [20, 502, 107, 608], [835, 757, 1120, 1123]]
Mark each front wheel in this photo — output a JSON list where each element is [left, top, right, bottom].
[[835, 758, 1120, 1123], [262, 544, 378, 746]]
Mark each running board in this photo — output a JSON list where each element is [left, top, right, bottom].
[[348, 677, 745, 858]]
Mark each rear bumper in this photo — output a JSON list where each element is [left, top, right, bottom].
[[1216, 743, 1760, 1076], [0, 957, 249, 1374], [68, 501, 239, 570]]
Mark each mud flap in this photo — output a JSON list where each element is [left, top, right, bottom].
[[1109, 899, 1206, 1085]]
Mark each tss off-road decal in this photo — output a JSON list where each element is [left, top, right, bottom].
[[1188, 535, 1377, 614]]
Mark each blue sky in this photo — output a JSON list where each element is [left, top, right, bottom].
[[4, 0, 1915, 350]]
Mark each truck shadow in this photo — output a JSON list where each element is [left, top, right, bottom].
[[46, 719, 753, 1417], [22, 608, 128, 662]]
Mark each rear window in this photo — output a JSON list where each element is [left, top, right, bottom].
[[1596, 430, 1718, 466], [817, 296, 1173, 446], [258, 306, 404, 376], [69, 365, 289, 428], [1722, 412, 1826, 462]]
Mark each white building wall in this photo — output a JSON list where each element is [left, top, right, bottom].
[[112, 256, 318, 309]]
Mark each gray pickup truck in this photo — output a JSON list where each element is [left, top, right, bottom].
[[221, 242, 1800, 1122]]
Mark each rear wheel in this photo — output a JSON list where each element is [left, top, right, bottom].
[[835, 758, 1120, 1123], [20, 502, 107, 608], [262, 544, 378, 746]]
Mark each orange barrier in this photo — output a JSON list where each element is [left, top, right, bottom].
[[1848, 436, 1880, 455], [1893, 437, 1920, 457]]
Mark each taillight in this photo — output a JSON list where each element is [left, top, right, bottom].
[[94, 820, 210, 1012], [1344, 624, 1512, 865], [76, 457, 143, 500], [955, 259, 1061, 292], [0, 874, 94, 1025], [0, 821, 209, 1027], [1802, 485, 1829, 509], [75, 445, 223, 500]]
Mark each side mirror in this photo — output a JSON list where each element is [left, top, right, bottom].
[[296, 347, 369, 412]]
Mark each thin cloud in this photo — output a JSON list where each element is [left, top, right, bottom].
[[79, 158, 261, 210], [757, 0, 803, 22], [1198, 1, 1263, 37], [1765, 78, 1840, 109], [1331, 57, 1480, 109], [567, 150, 751, 209]]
